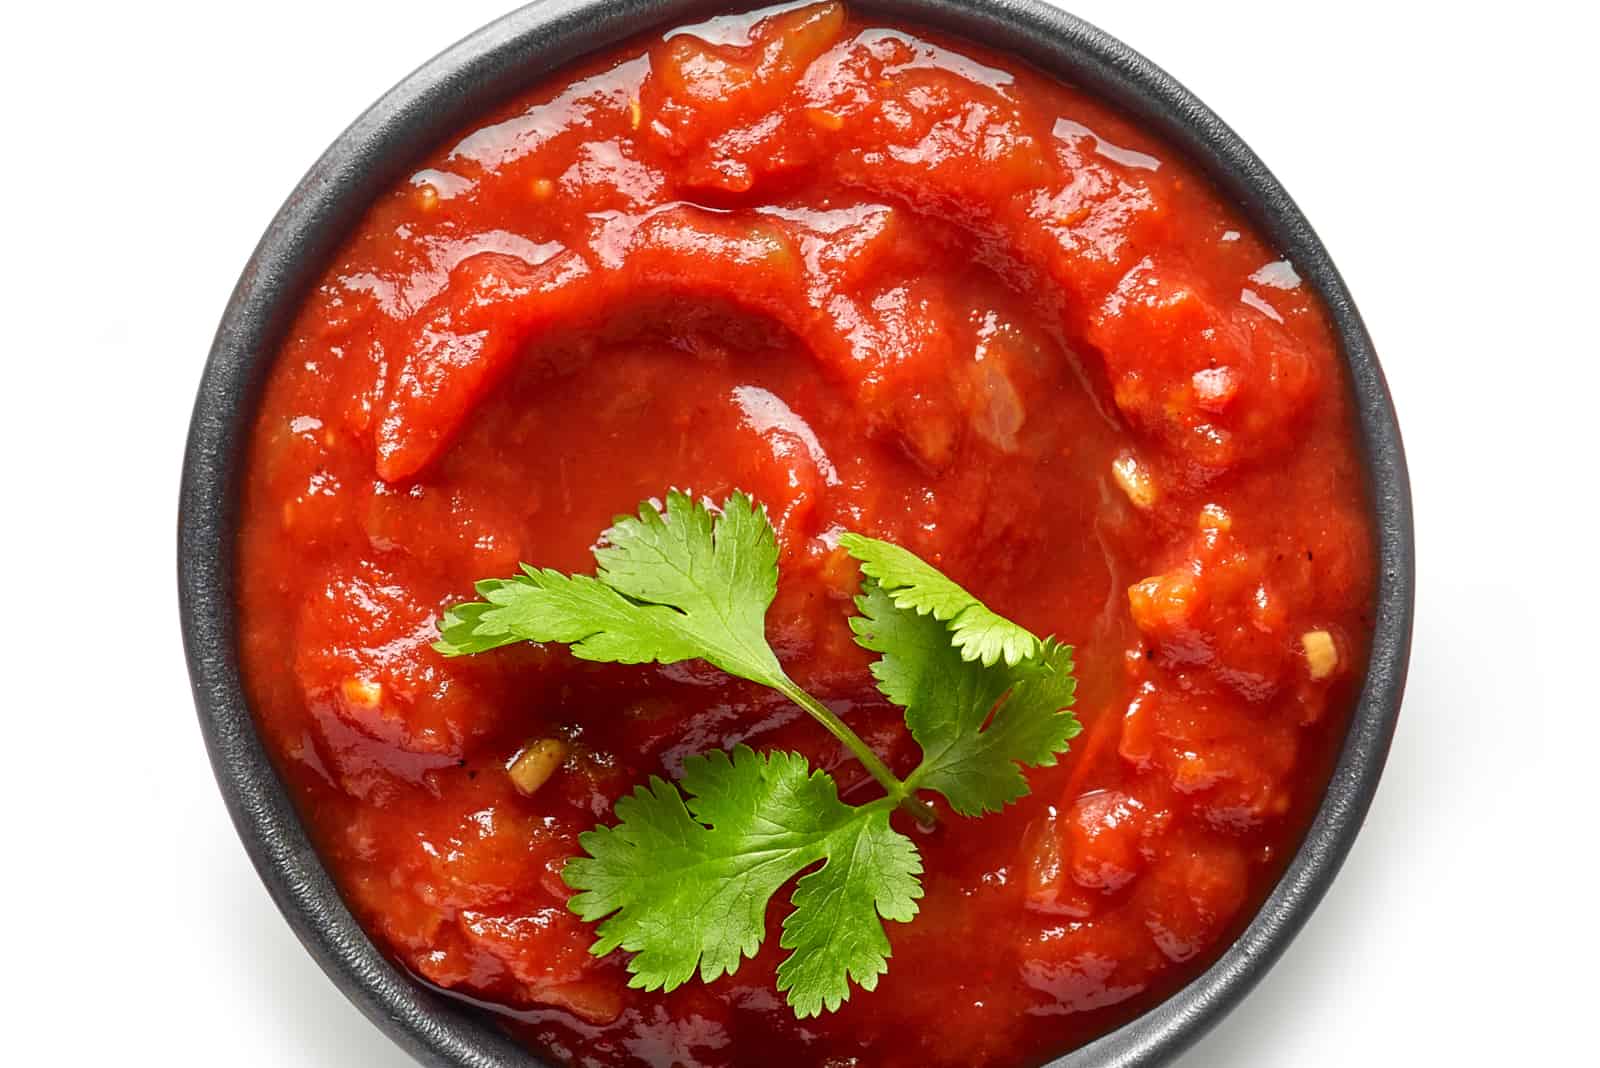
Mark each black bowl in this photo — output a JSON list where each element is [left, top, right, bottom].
[[178, 1, 1414, 1065]]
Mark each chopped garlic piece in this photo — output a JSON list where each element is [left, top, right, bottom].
[[628, 97, 643, 130], [341, 676, 384, 710], [1111, 452, 1156, 509], [1301, 630, 1338, 680], [507, 738, 568, 796]]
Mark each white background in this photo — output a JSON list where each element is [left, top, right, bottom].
[[1, 0, 1592, 1063]]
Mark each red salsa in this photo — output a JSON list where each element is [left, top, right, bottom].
[[237, 3, 1375, 1065]]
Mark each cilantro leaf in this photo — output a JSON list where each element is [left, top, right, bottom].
[[838, 532, 1040, 666], [434, 570, 705, 662], [434, 490, 784, 687], [563, 745, 921, 1016], [850, 580, 1080, 816], [777, 807, 922, 1016]]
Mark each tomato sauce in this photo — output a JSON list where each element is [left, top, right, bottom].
[[236, 3, 1376, 1065]]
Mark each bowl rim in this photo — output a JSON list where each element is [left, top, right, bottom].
[[178, 2, 1414, 1065]]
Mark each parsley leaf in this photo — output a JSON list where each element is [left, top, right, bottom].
[[838, 532, 1042, 667], [563, 745, 922, 1017], [850, 580, 1080, 816], [435, 490, 784, 687]]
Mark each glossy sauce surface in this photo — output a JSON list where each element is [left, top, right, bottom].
[[237, 4, 1375, 1065]]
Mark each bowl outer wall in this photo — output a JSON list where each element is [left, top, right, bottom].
[[177, 1, 1415, 1065]]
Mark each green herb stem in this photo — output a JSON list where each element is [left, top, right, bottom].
[[773, 675, 938, 828]]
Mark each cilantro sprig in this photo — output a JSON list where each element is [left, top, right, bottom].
[[564, 746, 922, 1017], [435, 490, 1079, 1017]]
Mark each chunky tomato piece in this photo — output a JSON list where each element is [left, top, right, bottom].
[[1089, 256, 1317, 470]]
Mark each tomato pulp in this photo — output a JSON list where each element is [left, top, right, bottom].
[[236, 3, 1376, 1065]]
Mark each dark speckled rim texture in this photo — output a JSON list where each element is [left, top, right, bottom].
[[178, 1, 1413, 1065]]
